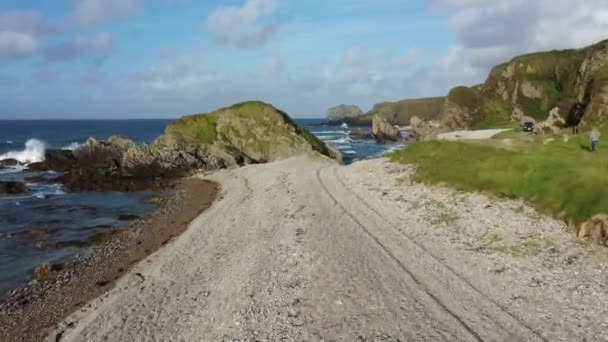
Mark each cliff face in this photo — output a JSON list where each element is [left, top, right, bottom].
[[442, 39, 608, 129]]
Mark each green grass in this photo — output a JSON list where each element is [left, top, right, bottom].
[[447, 86, 480, 110], [295, 124, 331, 157], [367, 97, 445, 125], [472, 99, 513, 129], [388, 126, 608, 225], [165, 111, 219, 144]]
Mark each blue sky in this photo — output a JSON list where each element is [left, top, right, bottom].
[[1, 0, 608, 119]]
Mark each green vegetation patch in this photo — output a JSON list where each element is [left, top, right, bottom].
[[492, 235, 559, 258], [166, 111, 219, 144], [295, 124, 331, 157], [368, 97, 445, 125], [448, 86, 480, 110], [471, 98, 512, 129], [388, 126, 608, 224]]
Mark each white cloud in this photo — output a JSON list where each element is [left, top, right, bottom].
[[205, 0, 279, 49], [74, 0, 143, 26], [0, 31, 38, 58], [0, 10, 47, 58], [428, 0, 608, 70]]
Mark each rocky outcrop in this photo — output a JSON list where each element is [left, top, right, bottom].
[[435, 38, 608, 129], [28, 150, 76, 172], [372, 115, 401, 144], [0, 181, 28, 194], [326, 105, 364, 120], [535, 107, 566, 135], [34, 101, 338, 192], [409, 116, 440, 141], [368, 97, 445, 126], [441, 87, 481, 129], [349, 128, 373, 140]]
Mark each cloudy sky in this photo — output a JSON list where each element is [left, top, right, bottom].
[[1, 0, 608, 119]]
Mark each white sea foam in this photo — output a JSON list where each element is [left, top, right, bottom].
[[343, 150, 357, 155], [62, 142, 81, 150], [0, 139, 46, 164], [313, 131, 347, 134]]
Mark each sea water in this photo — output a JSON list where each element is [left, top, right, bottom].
[[0, 119, 402, 294]]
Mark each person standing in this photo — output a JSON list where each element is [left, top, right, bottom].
[[590, 127, 601, 152]]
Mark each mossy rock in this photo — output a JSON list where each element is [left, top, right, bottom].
[[165, 101, 334, 163]]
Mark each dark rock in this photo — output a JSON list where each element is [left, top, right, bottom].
[[0, 158, 19, 167], [118, 214, 140, 221], [0, 181, 29, 194], [348, 128, 373, 140], [27, 149, 76, 172]]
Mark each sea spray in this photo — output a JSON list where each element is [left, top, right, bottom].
[[62, 142, 81, 151], [0, 139, 46, 164]]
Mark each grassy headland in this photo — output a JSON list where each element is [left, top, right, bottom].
[[388, 126, 608, 225]]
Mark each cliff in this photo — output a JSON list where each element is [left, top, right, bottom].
[[443, 38, 608, 129]]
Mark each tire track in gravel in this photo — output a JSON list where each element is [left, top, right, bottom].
[[316, 165, 549, 342]]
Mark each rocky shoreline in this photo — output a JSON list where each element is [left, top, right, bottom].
[[0, 178, 218, 342]]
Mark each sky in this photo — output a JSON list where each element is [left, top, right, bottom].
[[1, 0, 608, 119]]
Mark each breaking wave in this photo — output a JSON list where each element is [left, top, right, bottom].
[[0, 139, 46, 164]]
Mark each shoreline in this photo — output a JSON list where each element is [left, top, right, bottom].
[[0, 177, 219, 342]]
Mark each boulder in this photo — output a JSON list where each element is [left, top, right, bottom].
[[326, 104, 364, 120], [349, 128, 373, 139], [0, 158, 19, 168], [578, 214, 608, 246], [372, 115, 401, 144], [0, 181, 28, 194]]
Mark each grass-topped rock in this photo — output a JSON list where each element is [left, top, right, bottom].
[[37, 101, 338, 192], [165, 101, 336, 163]]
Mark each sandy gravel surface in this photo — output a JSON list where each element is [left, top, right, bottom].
[[436, 129, 512, 140], [52, 156, 608, 341]]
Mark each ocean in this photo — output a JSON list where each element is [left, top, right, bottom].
[[0, 119, 402, 294]]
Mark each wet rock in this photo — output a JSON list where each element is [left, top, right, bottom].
[[349, 128, 373, 140], [27, 150, 76, 172], [118, 214, 140, 221], [0, 158, 19, 167], [0, 181, 28, 194]]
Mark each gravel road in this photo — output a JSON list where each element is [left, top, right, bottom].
[[51, 156, 608, 341]]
